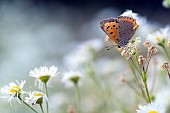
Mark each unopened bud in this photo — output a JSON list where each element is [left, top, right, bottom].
[[143, 40, 152, 47], [119, 75, 126, 84], [148, 45, 158, 55], [162, 61, 169, 69], [138, 55, 146, 64], [67, 105, 75, 113]]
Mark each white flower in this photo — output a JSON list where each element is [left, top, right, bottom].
[[137, 103, 165, 113], [147, 27, 170, 44], [25, 91, 47, 106], [62, 71, 82, 88], [127, 37, 141, 48], [0, 80, 26, 106], [63, 38, 103, 69], [29, 66, 58, 89], [121, 37, 141, 58], [121, 9, 138, 19], [155, 87, 170, 108]]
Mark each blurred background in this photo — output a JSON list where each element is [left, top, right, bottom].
[[0, 0, 170, 113]]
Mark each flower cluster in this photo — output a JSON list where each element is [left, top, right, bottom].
[[0, 66, 59, 113], [121, 37, 141, 59], [0, 65, 83, 113], [0, 9, 170, 113]]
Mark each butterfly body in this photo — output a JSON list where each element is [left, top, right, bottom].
[[100, 16, 139, 47]]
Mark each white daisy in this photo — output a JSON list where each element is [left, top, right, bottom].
[[147, 27, 170, 44], [29, 66, 58, 89], [121, 9, 138, 19], [62, 71, 82, 88], [155, 87, 170, 108], [25, 91, 47, 106], [137, 103, 165, 113], [63, 38, 103, 69], [0, 80, 26, 106]]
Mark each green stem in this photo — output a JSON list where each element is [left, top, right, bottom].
[[145, 56, 151, 75], [40, 104, 44, 113], [75, 83, 81, 113], [126, 81, 139, 95], [162, 44, 170, 61], [130, 57, 143, 79], [134, 54, 151, 102], [86, 62, 108, 112], [143, 81, 151, 103], [44, 83, 49, 113], [134, 54, 144, 78], [125, 58, 147, 100], [18, 96, 38, 113]]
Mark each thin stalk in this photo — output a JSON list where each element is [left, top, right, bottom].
[[40, 104, 44, 113], [75, 83, 81, 113], [141, 62, 145, 73], [87, 63, 103, 89], [18, 96, 38, 113], [143, 81, 151, 103], [137, 54, 151, 103], [151, 65, 158, 92], [126, 81, 140, 95], [86, 63, 108, 112], [125, 58, 147, 100], [134, 54, 150, 101], [44, 83, 49, 113], [134, 55, 144, 77], [145, 56, 151, 75], [162, 45, 170, 60], [130, 57, 143, 79]]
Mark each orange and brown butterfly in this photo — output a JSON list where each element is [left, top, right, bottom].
[[100, 16, 139, 49]]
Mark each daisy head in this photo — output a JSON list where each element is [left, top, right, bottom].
[[64, 38, 103, 69], [121, 9, 138, 19], [25, 91, 47, 106], [0, 80, 26, 106], [147, 27, 170, 45], [62, 71, 82, 88], [137, 103, 165, 113], [29, 66, 59, 89]]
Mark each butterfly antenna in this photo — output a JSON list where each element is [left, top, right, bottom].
[[105, 46, 113, 51], [105, 45, 119, 51]]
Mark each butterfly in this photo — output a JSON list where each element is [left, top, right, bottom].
[[100, 16, 139, 49]]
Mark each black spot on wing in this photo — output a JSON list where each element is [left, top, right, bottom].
[[110, 32, 113, 34]]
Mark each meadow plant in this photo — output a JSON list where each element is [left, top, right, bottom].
[[1, 9, 170, 113]]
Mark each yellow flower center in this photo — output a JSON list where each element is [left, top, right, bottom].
[[148, 110, 158, 113], [39, 75, 50, 83], [34, 92, 44, 104], [155, 36, 160, 42], [10, 85, 21, 93], [34, 92, 44, 97]]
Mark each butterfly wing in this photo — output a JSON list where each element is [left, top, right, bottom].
[[117, 16, 138, 47], [100, 18, 120, 44]]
